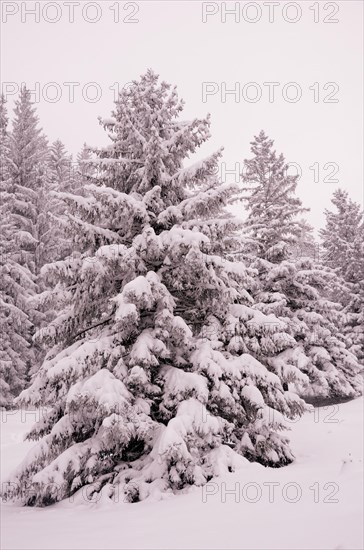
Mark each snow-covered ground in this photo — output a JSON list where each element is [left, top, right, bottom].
[[1, 398, 363, 550]]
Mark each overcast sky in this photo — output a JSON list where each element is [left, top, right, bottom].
[[1, 0, 363, 231]]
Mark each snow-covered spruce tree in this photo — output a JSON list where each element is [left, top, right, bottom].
[[0, 95, 8, 176], [320, 189, 363, 279], [43, 139, 74, 262], [240, 131, 362, 400], [7, 86, 49, 277], [38, 140, 91, 270], [291, 218, 319, 262], [48, 140, 73, 190], [320, 189, 364, 360], [76, 142, 95, 184], [6, 87, 55, 381], [240, 130, 309, 263], [3, 72, 307, 506], [0, 95, 35, 406], [31, 140, 76, 370]]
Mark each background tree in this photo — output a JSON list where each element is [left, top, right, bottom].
[[240, 131, 363, 400], [7, 87, 48, 276], [31, 140, 76, 368], [73, 142, 96, 193], [0, 95, 35, 405], [240, 130, 309, 263], [42, 139, 74, 263], [320, 189, 364, 360], [48, 140, 73, 193]]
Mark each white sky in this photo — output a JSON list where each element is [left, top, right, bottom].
[[1, 0, 363, 231]]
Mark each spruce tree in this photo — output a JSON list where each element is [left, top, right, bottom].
[[4, 72, 307, 506], [320, 189, 364, 360], [5, 87, 55, 383], [42, 139, 74, 263], [48, 140, 73, 193], [241, 131, 363, 400], [0, 95, 35, 406], [8, 87, 49, 277], [32, 140, 76, 369], [241, 130, 309, 263], [76, 142, 95, 185]]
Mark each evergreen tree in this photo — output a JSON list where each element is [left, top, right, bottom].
[[32, 140, 76, 369], [48, 140, 73, 193], [290, 219, 319, 262], [320, 189, 363, 279], [42, 139, 74, 263], [77, 142, 94, 175], [7, 86, 48, 276], [0, 95, 35, 406], [241, 131, 363, 400], [73, 142, 96, 194], [241, 130, 309, 263], [0, 94, 9, 179], [6, 87, 54, 381], [320, 189, 364, 360], [4, 72, 307, 506]]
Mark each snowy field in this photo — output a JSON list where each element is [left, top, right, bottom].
[[1, 398, 363, 550]]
